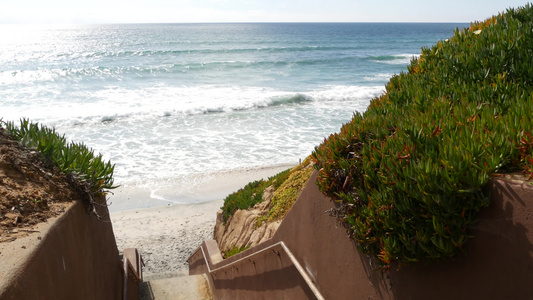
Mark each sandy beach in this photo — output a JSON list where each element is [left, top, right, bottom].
[[109, 164, 294, 279], [111, 200, 222, 279]]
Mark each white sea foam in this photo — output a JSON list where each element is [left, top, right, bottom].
[[3, 83, 381, 189], [3, 85, 381, 127], [33, 85, 375, 183], [363, 73, 395, 82], [373, 53, 421, 65]]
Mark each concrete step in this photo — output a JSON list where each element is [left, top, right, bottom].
[[139, 274, 212, 300]]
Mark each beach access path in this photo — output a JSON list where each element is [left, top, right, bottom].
[[109, 164, 295, 279], [111, 200, 222, 279]]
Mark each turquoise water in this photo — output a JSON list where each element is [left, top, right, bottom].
[[0, 23, 466, 205]]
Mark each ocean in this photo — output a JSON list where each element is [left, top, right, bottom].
[[0, 23, 467, 210]]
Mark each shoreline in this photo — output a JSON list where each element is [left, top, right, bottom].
[[109, 163, 296, 279], [108, 163, 296, 213]]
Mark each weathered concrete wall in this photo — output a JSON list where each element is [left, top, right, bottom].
[[271, 171, 392, 300], [190, 240, 322, 300], [190, 171, 533, 300], [211, 242, 318, 299], [387, 175, 533, 299], [274, 172, 533, 299], [123, 248, 143, 300], [0, 200, 123, 300]]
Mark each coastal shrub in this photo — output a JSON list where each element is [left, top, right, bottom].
[[221, 169, 290, 223], [3, 119, 117, 199], [311, 5, 533, 270], [221, 179, 267, 223], [221, 158, 314, 224]]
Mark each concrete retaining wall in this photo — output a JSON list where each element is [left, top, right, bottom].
[[0, 200, 123, 300], [190, 240, 322, 299], [189, 171, 533, 299]]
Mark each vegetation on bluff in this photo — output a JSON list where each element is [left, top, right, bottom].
[[311, 5, 533, 269], [3, 119, 116, 211], [256, 157, 314, 225], [221, 158, 313, 224]]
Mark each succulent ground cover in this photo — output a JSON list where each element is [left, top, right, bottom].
[[5, 119, 116, 198], [0, 128, 79, 242], [0, 120, 117, 242], [312, 5, 533, 270]]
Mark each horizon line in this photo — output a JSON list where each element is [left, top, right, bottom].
[[1, 21, 472, 26]]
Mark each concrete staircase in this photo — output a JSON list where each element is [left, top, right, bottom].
[[139, 274, 212, 300]]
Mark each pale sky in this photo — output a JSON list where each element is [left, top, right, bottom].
[[1, 0, 528, 24]]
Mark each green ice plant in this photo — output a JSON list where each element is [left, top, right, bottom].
[[4, 118, 117, 198], [312, 5, 533, 270]]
